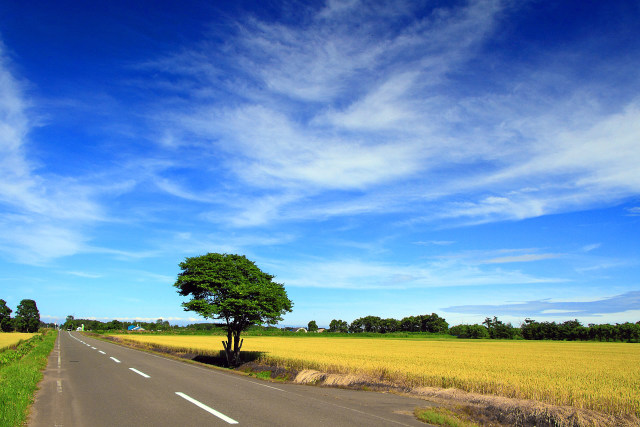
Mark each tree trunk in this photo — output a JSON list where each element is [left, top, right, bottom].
[[222, 329, 233, 366], [222, 327, 244, 367], [232, 334, 243, 366]]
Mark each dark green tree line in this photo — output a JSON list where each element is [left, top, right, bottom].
[[333, 313, 448, 334]]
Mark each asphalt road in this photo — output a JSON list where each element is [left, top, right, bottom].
[[29, 331, 434, 426]]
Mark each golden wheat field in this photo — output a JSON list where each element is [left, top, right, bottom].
[[111, 334, 640, 416], [0, 333, 36, 351]]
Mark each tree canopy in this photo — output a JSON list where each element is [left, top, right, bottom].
[[13, 299, 40, 333], [174, 253, 293, 365], [0, 299, 13, 332], [329, 319, 348, 333]]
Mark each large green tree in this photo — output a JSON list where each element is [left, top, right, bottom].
[[0, 299, 13, 332], [329, 319, 348, 333], [174, 253, 293, 366], [14, 299, 40, 333]]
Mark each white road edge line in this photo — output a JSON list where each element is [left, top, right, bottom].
[[98, 350, 106, 354], [175, 392, 238, 424], [110, 357, 121, 363], [252, 382, 284, 391], [129, 368, 150, 378]]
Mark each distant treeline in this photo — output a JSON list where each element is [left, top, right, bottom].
[[57, 313, 640, 342], [328, 313, 449, 334], [61, 316, 172, 332], [448, 317, 640, 342], [327, 314, 640, 342]]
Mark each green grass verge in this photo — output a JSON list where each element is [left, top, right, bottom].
[[414, 407, 480, 427], [0, 330, 57, 427]]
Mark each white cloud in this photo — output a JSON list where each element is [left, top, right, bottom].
[[540, 309, 576, 314], [581, 243, 601, 252], [322, 72, 422, 130], [271, 255, 564, 290], [0, 44, 105, 264], [627, 207, 640, 216], [413, 240, 455, 246], [144, 0, 638, 230], [444, 291, 640, 321], [490, 103, 640, 193], [142, 1, 509, 226], [66, 271, 102, 279], [481, 253, 559, 264], [40, 0, 635, 236], [176, 104, 426, 191], [154, 178, 217, 203]]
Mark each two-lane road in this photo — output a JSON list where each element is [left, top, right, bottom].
[[29, 331, 433, 426]]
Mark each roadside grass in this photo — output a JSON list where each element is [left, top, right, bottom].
[[0, 330, 57, 427], [247, 370, 272, 380], [414, 407, 479, 427]]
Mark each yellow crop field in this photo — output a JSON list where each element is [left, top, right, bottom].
[[0, 333, 36, 351], [111, 334, 640, 416]]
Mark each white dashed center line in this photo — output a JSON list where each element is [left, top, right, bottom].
[[129, 368, 150, 378], [175, 392, 238, 424], [67, 332, 241, 425]]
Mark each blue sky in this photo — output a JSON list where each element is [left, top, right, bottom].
[[0, 0, 639, 328]]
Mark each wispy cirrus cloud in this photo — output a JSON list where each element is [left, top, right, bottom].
[[140, 0, 640, 229], [0, 46, 98, 264], [266, 254, 565, 290], [581, 243, 601, 253], [413, 240, 456, 246], [481, 253, 560, 264], [66, 271, 102, 279], [433, 248, 561, 266], [142, 0, 506, 225]]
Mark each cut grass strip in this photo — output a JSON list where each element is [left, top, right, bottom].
[[0, 330, 57, 427], [414, 407, 479, 427]]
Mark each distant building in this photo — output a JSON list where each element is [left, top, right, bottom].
[[283, 327, 307, 333], [127, 325, 145, 331]]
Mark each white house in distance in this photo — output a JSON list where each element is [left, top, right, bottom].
[[283, 327, 326, 333]]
